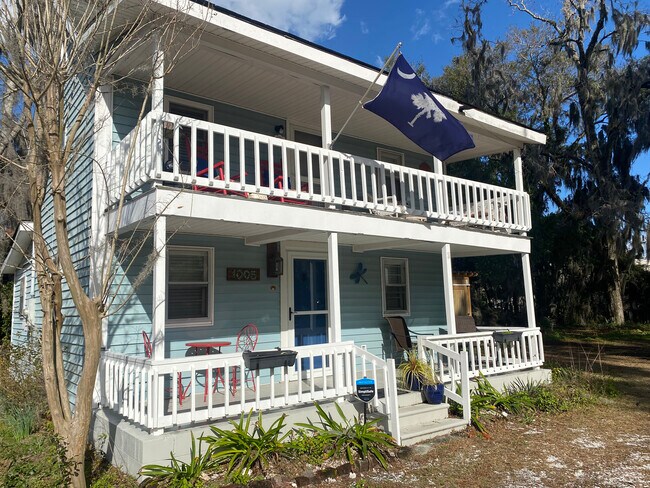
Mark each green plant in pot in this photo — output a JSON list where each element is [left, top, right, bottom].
[[421, 368, 445, 405], [397, 349, 430, 391]]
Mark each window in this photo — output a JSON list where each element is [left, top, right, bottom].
[[18, 276, 26, 318], [381, 258, 410, 316], [167, 247, 213, 326], [377, 148, 405, 166]]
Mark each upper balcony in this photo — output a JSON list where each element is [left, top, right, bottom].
[[108, 111, 532, 233], [103, 1, 545, 237]]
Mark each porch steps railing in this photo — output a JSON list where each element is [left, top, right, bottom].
[[100, 341, 401, 444], [107, 112, 532, 233], [417, 339, 471, 425], [423, 327, 544, 380]]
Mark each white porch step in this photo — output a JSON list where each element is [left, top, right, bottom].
[[400, 418, 468, 446], [397, 390, 425, 408], [398, 402, 449, 429]]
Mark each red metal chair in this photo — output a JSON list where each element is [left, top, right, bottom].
[[261, 160, 309, 205], [235, 323, 259, 392], [142, 331, 191, 406]]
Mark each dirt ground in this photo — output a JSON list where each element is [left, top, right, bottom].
[[316, 336, 650, 487]]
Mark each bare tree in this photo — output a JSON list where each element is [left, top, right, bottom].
[[0, 1, 205, 485]]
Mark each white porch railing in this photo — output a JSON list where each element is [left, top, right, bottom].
[[423, 327, 545, 380], [107, 112, 532, 233], [418, 339, 471, 424], [100, 341, 401, 444]]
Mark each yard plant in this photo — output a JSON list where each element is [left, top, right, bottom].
[[296, 402, 397, 469], [201, 410, 290, 484]]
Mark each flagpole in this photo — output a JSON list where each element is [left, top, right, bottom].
[[329, 42, 402, 150]]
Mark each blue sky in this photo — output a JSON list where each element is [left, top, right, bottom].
[[214, 0, 649, 188]]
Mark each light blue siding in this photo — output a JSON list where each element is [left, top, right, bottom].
[[108, 235, 281, 359], [113, 81, 149, 143], [10, 258, 31, 344], [108, 235, 445, 362], [29, 75, 96, 404], [339, 248, 445, 360]]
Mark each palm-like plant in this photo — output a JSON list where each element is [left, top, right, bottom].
[[139, 432, 218, 486], [397, 348, 432, 390], [296, 402, 396, 469], [201, 410, 289, 484]]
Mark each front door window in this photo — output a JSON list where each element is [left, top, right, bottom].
[[292, 258, 328, 369]]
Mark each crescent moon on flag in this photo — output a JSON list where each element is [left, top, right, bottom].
[[397, 67, 416, 79]]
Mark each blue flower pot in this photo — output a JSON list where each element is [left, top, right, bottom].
[[423, 383, 445, 404], [405, 374, 421, 391]]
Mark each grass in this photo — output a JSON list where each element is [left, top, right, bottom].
[[544, 322, 650, 344]]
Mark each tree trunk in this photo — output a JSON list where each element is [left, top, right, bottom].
[[607, 244, 625, 325]]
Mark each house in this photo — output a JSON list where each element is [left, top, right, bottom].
[[1, 1, 549, 476]]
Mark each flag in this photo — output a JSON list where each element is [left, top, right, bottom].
[[364, 54, 475, 161]]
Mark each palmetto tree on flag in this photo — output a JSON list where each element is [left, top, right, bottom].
[[408, 93, 447, 127]]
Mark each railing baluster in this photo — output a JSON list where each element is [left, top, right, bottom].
[[254, 136, 260, 191], [224, 129, 231, 183], [238, 133, 245, 189]]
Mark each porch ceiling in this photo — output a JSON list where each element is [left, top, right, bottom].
[[113, 1, 544, 164], [163, 215, 521, 257]]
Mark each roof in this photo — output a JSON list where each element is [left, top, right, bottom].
[[0, 222, 33, 276], [117, 1, 546, 160], [186, 0, 547, 149]]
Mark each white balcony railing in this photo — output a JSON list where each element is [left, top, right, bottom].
[[108, 112, 532, 232], [422, 327, 544, 380], [100, 341, 401, 443]]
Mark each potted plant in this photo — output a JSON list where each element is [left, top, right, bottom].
[[421, 369, 445, 405], [397, 349, 430, 391]]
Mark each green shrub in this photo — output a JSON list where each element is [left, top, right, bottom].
[[201, 410, 290, 484], [140, 432, 217, 487], [0, 339, 47, 426], [0, 421, 76, 487], [286, 428, 331, 464], [2, 404, 39, 440], [296, 402, 396, 469]]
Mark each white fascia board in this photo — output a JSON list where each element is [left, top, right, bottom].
[[0, 222, 34, 275], [109, 189, 530, 254]]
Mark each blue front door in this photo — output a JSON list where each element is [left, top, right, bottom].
[[292, 258, 328, 369]]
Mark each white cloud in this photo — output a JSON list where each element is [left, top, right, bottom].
[[411, 9, 431, 40], [432, 32, 443, 44], [360, 20, 369, 34], [215, 0, 346, 41]]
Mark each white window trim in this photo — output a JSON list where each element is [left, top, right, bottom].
[[164, 95, 214, 122], [18, 275, 27, 318], [377, 147, 405, 166], [166, 245, 214, 328], [380, 257, 410, 317]]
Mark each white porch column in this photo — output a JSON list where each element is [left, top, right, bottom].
[[92, 83, 113, 407], [92, 84, 113, 348], [433, 156, 444, 174], [152, 216, 167, 359], [441, 244, 456, 335], [152, 37, 164, 113], [513, 148, 524, 192], [327, 232, 342, 343], [522, 253, 537, 328], [514, 148, 536, 328], [321, 85, 332, 148], [321, 85, 335, 206]]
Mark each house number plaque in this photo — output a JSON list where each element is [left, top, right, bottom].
[[226, 267, 260, 281]]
